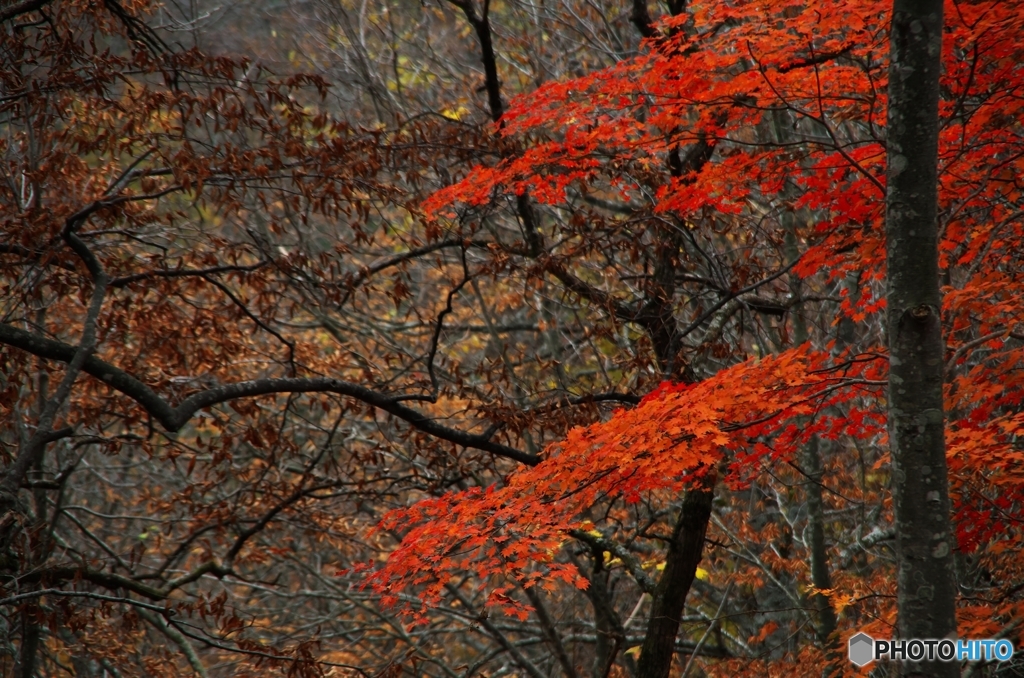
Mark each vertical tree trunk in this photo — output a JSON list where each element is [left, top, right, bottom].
[[884, 1, 957, 675], [635, 484, 713, 678]]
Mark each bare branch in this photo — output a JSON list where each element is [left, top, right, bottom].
[[108, 261, 268, 288], [0, 0, 53, 24], [0, 324, 538, 465], [570, 530, 656, 595]]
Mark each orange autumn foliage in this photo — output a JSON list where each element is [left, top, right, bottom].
[[3, 0, 1024, 674], [369, 347, 888, 621], [368, 0, 1024, 669]]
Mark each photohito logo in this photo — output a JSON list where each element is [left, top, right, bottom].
[[848, 632, 1015, 667]]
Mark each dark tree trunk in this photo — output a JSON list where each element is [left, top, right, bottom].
[[635, 484, 713, 678], [884, 1, 958, 675]]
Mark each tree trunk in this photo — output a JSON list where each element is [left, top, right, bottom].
[[884, 1, 957, 675], [635, 484, 713, 678]]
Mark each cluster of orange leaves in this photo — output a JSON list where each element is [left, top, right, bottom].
[[367, 347, 886, 620], [371, 0, 1024, 651]]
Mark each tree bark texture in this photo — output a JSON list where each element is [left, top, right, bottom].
[[885, 1, 957, 675], [635, 484, 713, 678]]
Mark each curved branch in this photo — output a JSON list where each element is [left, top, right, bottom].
[[0, 227, 108, 506], [423, 247, 471, 398], [136, 608, 209, 678], [0, 0, 53, 24], [337, 238, 491, 306], [0, 588, 172, 613], [108, 261, 268, 289], [0, 323, 538, 466], [15, 565, 215, 600]]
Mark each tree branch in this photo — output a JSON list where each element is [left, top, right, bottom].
[[0, 229, 107, 507], [570, 530, 656, 595], [0, 324, 538, 465], [136, 608, 209, 678], [0, 588, 173, 613], [0, 0, 53, 24], [108, 261, 268, 289], [444, 584, 547, 678]]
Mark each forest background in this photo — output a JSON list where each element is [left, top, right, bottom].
[[1, 0, 1023, 676]]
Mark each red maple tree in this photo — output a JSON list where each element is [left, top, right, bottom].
[[369, 0, 1024, 674], [2, 0, 1023, 675]]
